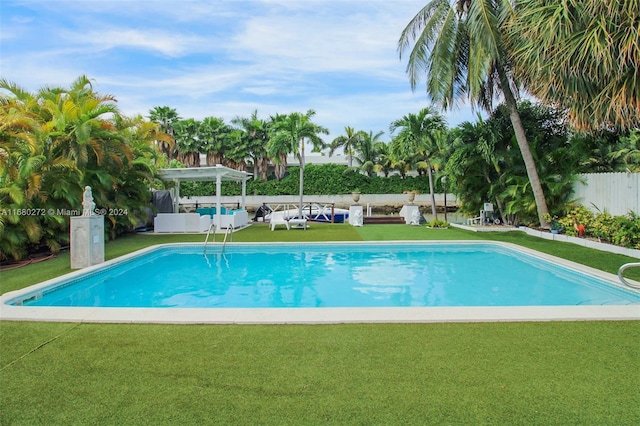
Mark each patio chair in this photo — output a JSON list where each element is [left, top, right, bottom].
[[269, 211, 290, 231]]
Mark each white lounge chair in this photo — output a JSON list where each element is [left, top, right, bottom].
[[269, 211, 290, 231], [288, 218, 307, 230], [269, 211, 307, 230]]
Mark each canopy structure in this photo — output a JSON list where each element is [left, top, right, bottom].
[[156, 165, 251, 228]]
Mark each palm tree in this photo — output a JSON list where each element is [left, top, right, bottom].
[[148, 106, 179, 160], [1, 76, 167, 260], [40, 76, 134, 221], [224, 129, 249, 171], [329, 126, 362, 168], [43, 77, 123, 171], [374, 142, 394, 177], [232, 110, 270, 180], [509, 0, 640, 131], [390, 107, 446, 217], [608, 131, 640, 172], [267, 113, 289, 181], [0, 91, 46, 260], [388, 153, 411, 179], [354, 130, 385, 177], [448, 118, 510, 221], [398, 0, 551, 227], [199, 116, 231, 167], [110, 114, 159, 235], [268, 110, 328, 217], [173, 119, 201, 167]]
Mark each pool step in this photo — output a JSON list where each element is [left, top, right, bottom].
[[363, 216, 405, 225]]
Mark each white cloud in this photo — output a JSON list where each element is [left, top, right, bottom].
[[0, 0, 477, 143], [77, 29, 206, 57]]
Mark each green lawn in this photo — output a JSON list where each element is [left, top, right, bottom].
[[2, 224, 639, 424]]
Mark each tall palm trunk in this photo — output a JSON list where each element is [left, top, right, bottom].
[[497, 66, 550, 228], [298, 138, 304, 219], [206, 152, 222, 166], [252, 158, 259, 180], [259, 157, 269, 181], [276, 153, 287, 180], [426, 159, 437, 218]]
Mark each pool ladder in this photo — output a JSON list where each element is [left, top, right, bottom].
[[203, 224, 233, 255], [618, 263, 640, 289]]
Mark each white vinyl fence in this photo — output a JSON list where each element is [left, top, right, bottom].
[[573, 172, 639, 215]]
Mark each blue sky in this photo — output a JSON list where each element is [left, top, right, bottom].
[[1, 0, 479, 147]]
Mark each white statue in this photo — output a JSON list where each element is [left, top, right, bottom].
[[82, 186, 95, 216], [352, 209, 363, 227], [410, 208, 421, 226]]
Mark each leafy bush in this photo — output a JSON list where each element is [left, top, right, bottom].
[[427, 218, 449, 228], [556, 205, 640, 249], [180, 164, 436, 197]]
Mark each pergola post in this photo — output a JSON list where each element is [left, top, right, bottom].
[[241, 177, 247, 209], [173, 179, 180, 213], [215, 174, 222, 229]]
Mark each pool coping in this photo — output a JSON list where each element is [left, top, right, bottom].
[[2, 241, 639, 324]]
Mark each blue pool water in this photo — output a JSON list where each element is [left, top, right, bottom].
[[15, 243, 640, 308]]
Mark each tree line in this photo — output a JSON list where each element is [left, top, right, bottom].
[[1, 80, 637, 261], [174, 101, 638, 225], [0, 77, 168, 260], [2, 0, 638, 261]]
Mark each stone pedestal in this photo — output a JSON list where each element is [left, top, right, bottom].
[[399, 204, 421, 225], [70, 215, 105, 269], [349, 205, 363, 226]]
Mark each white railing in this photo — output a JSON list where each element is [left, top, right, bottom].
[[618, 263, 640, 289]]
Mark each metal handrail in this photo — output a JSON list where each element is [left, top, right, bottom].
[[203, 223, 216, 255], [221, 225, 233, 252], [618, 262, 640, 289], [204, 224, 234, 255]]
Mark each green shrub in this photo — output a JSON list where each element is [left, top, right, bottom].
[[557, 205, 595, 236], [180, 164, 436, 197], [427, 218, 449, 228], [556, 206, 640, 249]]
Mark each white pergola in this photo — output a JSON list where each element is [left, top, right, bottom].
[[157, 165, 251, 228]]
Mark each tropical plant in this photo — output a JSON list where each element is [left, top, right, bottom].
[[387, 152, 411, 179], [111, 114, 162, 234], [490, 101, 578, 222], [224, 129, 249, 171], [374, 141, 394, 177], [446, 118, 509, 220], [509, 0, 640, 131], [390, 107, 447, 217], [173, 119, 201, 167], [1, 76, 161, 260], [199, 116, 231, 167], [268, 110, 328, 217], [398, 0, 551, 227], [266, 113, 289, 181], [0, 85, 49, 260], [148, 106, 179, 160], [329, 126, 363, 168], [231, 111, 270, 180], [609, 130, 640, 172], [353, 130, 385, 177]]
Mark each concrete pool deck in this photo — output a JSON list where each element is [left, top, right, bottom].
[[1, 241, 639, 324], [1, 305, 639, 324]]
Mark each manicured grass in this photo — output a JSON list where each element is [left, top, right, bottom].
[[1, 223, 639, 424], [1, 322, 639, 424]]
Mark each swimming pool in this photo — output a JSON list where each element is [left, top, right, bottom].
[[2, 242, 639, 323]]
